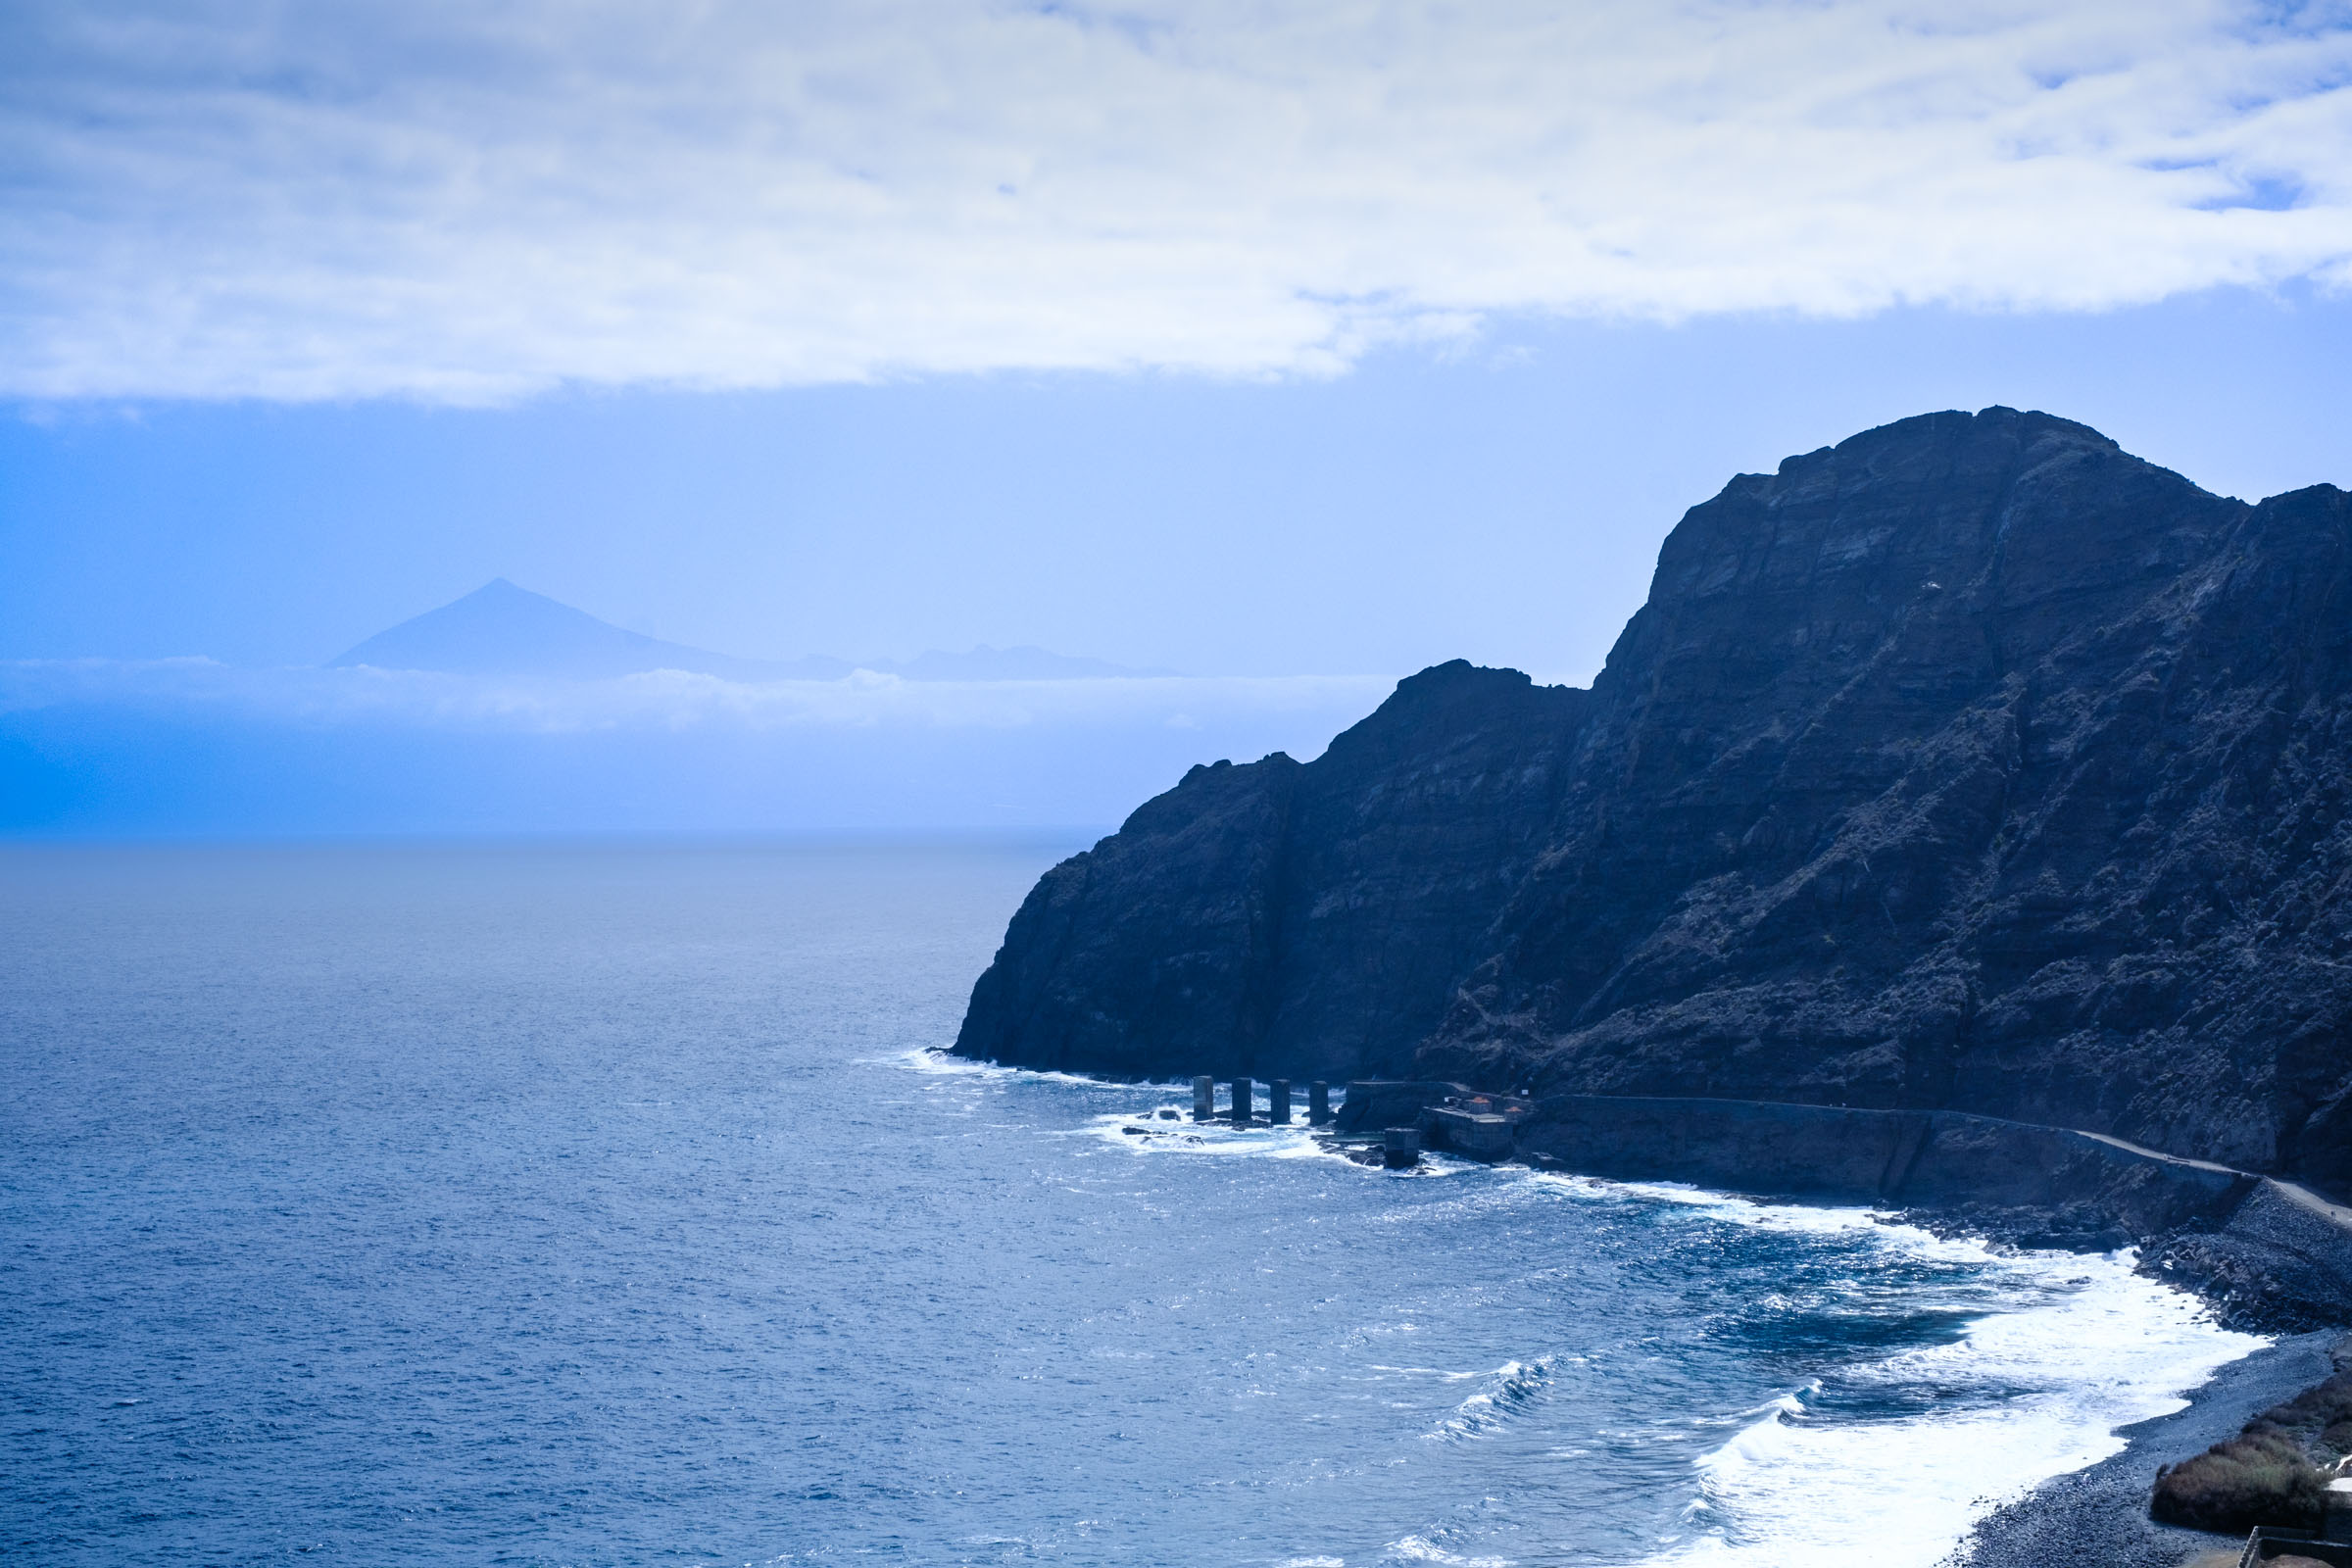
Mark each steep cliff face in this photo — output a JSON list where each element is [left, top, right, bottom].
[[954, 662, 1585, 1080], [954, 409, 2352, 1196]]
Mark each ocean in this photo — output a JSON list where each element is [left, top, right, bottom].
[[0, 839, 2264, 1567]]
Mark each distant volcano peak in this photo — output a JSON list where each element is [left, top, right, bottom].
[[329, 579, 797, 681], [330, 581, 1171, 682]]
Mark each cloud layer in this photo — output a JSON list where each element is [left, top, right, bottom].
[[0, 661, 1400, 832], [7, 0, 2352, 402], [0, 659, 1394, 736]]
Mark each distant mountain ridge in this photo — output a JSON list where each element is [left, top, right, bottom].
[[330, 579, 1172, 681]]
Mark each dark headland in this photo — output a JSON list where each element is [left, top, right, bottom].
[[950, 402, 2352, 1560], [945, 409, 2352, 1533], [950, 404, 2352, 1560], [956, 405, 2352, 1302], [953, 408, 2352, 1557]]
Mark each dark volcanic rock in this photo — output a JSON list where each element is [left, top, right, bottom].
[[2146, 1182, 2352, 1332], [954, 662, 1584, 1081], [954, 408, 2352, 1200]]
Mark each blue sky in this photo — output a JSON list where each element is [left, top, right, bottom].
[[5, 1, 2352, 832], [10, 292, 2352, 684]]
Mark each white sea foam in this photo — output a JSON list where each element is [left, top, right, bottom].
[[1396, 1164, 2265, 1566], [884, 1047, 1141, 1091], [1077, 1110, 1486, 1175], [1529, 1169, 1925, 1239], [1629, 1246, 2266, 1568], [1081, 1110, 1343, 1161], [1381, 1537, 1511, 1566], [893, 1052, 1487, 1173], [895, 1060, 2269, 1568], [1431, 1356, 1564, 1443]]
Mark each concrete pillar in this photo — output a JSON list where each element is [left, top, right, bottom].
[[2325, 1477, 2352, 1543], [1308, 1081, 1331, 1125], [1230, 1077, 1252, 1124], [1270, 1079, 1292, 1124], [1194, 1076, 1215, 1122], [1383, 1127, 1420, 1168]]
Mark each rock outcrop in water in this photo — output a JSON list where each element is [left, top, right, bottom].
[[954, 408, 2352, 1203]]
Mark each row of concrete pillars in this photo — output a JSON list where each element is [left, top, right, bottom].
[[1192, 1075, 1333, 1126]]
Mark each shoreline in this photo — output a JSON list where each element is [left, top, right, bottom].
[[1325, 1080, 2352, 1333], [957, 1060, 2352, 1565], [1954, 1330, 2350, 1568]]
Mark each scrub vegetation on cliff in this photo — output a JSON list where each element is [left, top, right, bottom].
[[2151, 1371, 2352, 1534]]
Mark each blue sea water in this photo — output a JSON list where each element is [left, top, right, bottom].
[[0, 840, 2262, 1568]]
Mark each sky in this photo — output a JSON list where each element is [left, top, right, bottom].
[[6, 295, 2352, 683], [5, 0, 2352, 830]]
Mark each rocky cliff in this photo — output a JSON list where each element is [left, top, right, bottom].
[[953, 409, 2352, 1200]]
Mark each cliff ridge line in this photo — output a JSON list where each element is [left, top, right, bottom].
[[953, 406, 2352, 1207]]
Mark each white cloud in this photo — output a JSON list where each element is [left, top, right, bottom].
[[5, 0, 2350, 402], [0, 658, 1396, 738]]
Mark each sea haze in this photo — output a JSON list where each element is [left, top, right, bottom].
[[0, 662, 1392, 836], [0, 840, 2262, 1567], [0, 568, 1373, 839]]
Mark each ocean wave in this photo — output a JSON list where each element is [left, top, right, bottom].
[[1075, 1110, 1488, 1176], [1633, 1252, 2265, 1568], [883, 1048, 1156, 1092], [882, 1061, 2268, 1568], [1380, 1536, 1514, 1566], [1079, 1111, 1358, 1163], [1430, 1355, 1563, 1443]]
